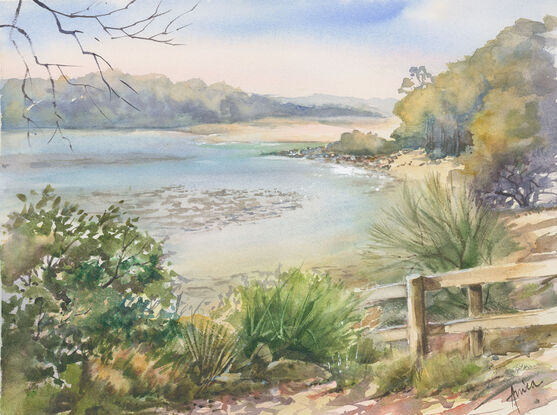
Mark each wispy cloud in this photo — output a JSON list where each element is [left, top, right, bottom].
[[1, 0, 557, 98], [188, 0, 408, 36]]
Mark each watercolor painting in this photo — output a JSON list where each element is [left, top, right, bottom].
[[2, 1, 557, 414]]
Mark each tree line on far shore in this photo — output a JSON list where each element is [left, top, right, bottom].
[[334, 16, 557, 209], [393, 16, 557, 208]]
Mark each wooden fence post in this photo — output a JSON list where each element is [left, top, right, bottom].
[[407, 275, 427, 358], [468, 284, 483, 356]]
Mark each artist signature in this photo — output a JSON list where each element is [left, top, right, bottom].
[[506, 377, 544, 413]]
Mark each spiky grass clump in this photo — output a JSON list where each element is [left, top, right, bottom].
[[237, 268, 363, 363], [369, 174, 517, 274], [180, 315, 239, 392]]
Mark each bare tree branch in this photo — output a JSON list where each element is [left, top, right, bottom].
[[2, 0, 197, 147]]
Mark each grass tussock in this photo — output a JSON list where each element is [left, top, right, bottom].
[[154, 315, 239, 397], [369, 174, 517, 275], [373, 352, 487, 398], [180, 315, 239, 392], [237, 268, 363, 363], [413, 353, 484, 396], [368, 174, 518, 321], [327, 337, 387, 389], [375, 355, 416, 395]]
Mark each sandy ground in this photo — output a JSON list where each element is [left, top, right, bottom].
[[185, 117, 400, 143], [149, 347, 557, 414], [506, 207, 557, 264], [387, 149, 464, 182]]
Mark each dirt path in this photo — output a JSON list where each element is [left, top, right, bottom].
[[151, 371, 557, 414], [149, 347, 557, 414]]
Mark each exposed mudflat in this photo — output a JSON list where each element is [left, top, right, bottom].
[[78, 185, 304, 235]]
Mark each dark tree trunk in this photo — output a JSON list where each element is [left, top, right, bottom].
[[78, 356, 91, 396]]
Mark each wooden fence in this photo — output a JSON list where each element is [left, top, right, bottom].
[[361, 258, 557, 357]]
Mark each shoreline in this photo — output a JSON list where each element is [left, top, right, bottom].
[[184, 116, 400, 143], [265, 146, 464, 182]]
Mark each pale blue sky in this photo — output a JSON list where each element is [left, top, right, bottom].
[[1, 0, 557, 98]]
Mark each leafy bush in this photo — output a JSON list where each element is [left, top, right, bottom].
[[237, 268, 363, 363], [392, 18, 557, 207], [1, 187, 178, 414], [11, 362, 171, 415], [328, 130, 400, 156]]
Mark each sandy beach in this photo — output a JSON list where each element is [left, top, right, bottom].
[[185, 116, 400, 143]]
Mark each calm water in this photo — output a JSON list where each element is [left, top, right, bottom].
[[0, 129, 396, 306]]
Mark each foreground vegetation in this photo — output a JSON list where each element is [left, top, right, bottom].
[[0, 188, 369, 414], [2, 170, 536, 414], [2, 186, 520, 414]]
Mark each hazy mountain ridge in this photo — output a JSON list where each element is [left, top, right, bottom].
[[0, 72, 385, 129], [276, 94, 397, 116]]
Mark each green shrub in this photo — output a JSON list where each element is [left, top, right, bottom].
[[237, 268, 363, 363], [21, 384, 63, 415], [1, 186, 178, 405], [328, 130, 400, 156]]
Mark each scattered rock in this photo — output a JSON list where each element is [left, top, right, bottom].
[[265, 359, 332, 383]]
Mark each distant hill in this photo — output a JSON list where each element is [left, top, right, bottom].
[[0, 72, 384, 129], [276, 94, 397, 116]]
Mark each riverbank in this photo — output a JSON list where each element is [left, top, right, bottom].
[[5, 129, 557, 414], [185, 116, 400, 143], [267, 146, 463, 182]]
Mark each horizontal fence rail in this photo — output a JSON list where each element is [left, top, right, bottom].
[[360, 257, 557, 357], [358, 283, 407, 308]]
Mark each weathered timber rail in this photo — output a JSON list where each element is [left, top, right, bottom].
[[361, 258, 557, 357]]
